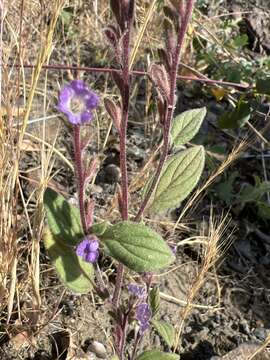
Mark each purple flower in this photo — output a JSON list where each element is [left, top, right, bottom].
[[127, 284, 146, 299], [76, 237, 99, 263], [57, 80, 99, 125], [136, 303, 151, 334]]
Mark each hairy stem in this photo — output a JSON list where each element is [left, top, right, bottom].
[[12, 64, 249, 89], [112, 25, 131, 309], [135, 0, 195, 220], [111, 11, 134, 359], [73, 125, 87, 234], [130, 332, 142, 360]]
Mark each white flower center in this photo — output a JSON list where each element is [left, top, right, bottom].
[[70, 96, 85, 114]]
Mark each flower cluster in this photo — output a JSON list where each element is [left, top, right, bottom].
[[136, 303, 151, 334], [76, 237, 99, 263], [128, 284, 151, 334], [57, 80, 99, 125], [127, 284, 146, 299]]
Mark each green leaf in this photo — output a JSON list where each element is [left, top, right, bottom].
[[99, 221, 175, 272], [60, 9, 73, 26], [215, 171, 238, 205], [238, 181, 270, 203], [232, 34, 248, 48], [43, 188, 94, 294], [257, 202, 270, 220], [256, 77, 270, 95], [170, 107, 206, 147], [44, 188, 83, 244], [218, 102, 251, 129], [44, 229, 94, 294], [136, 350, 179, 360], [91, 222, 109, 236], [152, 320, 176, 348], [147, 146, 205, 214], [149, 286, 160, 317]]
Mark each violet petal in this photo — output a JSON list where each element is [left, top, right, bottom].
[[57, 80, 99, 125], [76, 238, 100, 264], [127, 284, 146, 299]]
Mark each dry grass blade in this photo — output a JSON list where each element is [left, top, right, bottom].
[[247, 333, 270, 360], [159, 291, 222, 310], [0, 0, 65, 324], [173, 140, 247, 231], [173, 209, 233, 352], [129, 0, 157, 70], [25, 131, 74, 171], [18, 0, 65, 147]]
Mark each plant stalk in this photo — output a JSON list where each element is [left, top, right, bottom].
[[112, 20, 131, 310], [12, 64, 250, 89], [73, 125, 87, 234], [135, 0, 195, 220]]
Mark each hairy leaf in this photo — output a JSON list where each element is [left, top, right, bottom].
[[91, 222, 110, 236], [43, 188, 94, 294], [44, 188, 83, 244], [136, 350, 179, 360], [170, 107, 206, 147], [152, 320, 175, 347], [147, 146, 205, 214], [44, 229, 94, 294], [99, 221, 175, 272], [149, 286, 160, 317]]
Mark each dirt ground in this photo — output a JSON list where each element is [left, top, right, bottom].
[[1, 0, 270, 359]]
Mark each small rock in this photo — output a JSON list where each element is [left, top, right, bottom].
[[88, 341, 107, 359], [91, 184, 103, 194], [86, 352, 97, 360], [254, 327, 269, 341], [127, 146, 145, 161], [153, 334, 161, 348], [185, 326, 192, 334], [9, 330, 31, 350]]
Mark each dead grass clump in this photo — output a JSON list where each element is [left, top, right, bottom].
[[173, 210, 233, 352]]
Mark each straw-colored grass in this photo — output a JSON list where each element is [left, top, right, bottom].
[[0, 1, 269, 358]]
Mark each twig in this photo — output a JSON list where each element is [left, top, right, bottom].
[[10, 63, 251, 89]]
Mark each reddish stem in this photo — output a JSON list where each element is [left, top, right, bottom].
[[73, 125, 87, 234], [11, 63, 250, 89], [112, 25, 131, 310], [135, 0, 195, 221]]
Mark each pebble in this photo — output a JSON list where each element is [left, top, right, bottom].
[[127, 146, 145, 161], [254, 327, 269, 341], [86, 352, 97, 360], [91, 184, 103, 194], [88, 341, 107, 359]]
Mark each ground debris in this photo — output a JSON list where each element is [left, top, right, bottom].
[[211, 343, 270, 360]]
